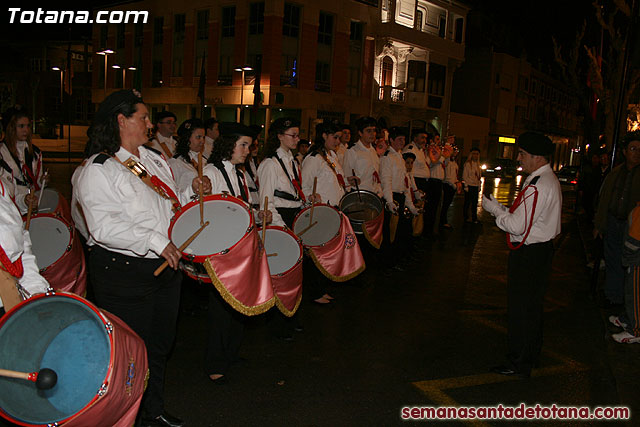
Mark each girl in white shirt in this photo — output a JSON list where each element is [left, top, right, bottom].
[[169, 118, 207, 193]]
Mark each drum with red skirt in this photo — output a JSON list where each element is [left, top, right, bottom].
[[0, 292, 148, 427], [168, 193, 275, 315], [35, 188, 73, 225], [26, 213, 87, 296]]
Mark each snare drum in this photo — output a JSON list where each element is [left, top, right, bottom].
[[35, 188, 73, 224], [169, 194, 253, 283], [292, 204, 341, 247], [260, 226, 303, 316], [169, 194, 275, 315], [339, 190, 383, 234], [0, 292, 148, 427], [27, 213, 87, 296]]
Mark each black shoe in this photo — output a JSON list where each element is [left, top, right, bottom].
[[490, 365, 530, 378], [140, 411, 184, 427]]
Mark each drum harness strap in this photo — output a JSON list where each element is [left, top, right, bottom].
[[275, 154, 306, 202], [0, 244, 23, 278], [319, 153, 346, 189], [214, 162, 249, 203], [507, 175, 540, 250], [115, 156, 182, 213]]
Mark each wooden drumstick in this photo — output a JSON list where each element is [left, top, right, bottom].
[[198, 151, 204, 226], [154, 221, 210, 277], [262, 196, 268, 245], [297, 220, 318, 237], [0, 368, 57, 390], [309, 177, 317, 226], [351, 169, 362, 202], [25, 187, 35, 230]]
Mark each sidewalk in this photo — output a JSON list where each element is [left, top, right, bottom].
[[576, 213, 639, 412]]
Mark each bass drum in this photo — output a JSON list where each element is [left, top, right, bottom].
[[0, 292, 147, 427], [338, 190, 383, 234]]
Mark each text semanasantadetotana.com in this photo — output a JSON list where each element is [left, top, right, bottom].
[[401, 404, 630, 420]]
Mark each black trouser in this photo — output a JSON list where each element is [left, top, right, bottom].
[[276, 207, 301, 229], [440, 183, 456, 225], [89, 246, 181, 418], [205, 288, 244, 375], [424, 179, 443, 234], [506, 241, 554, 374], [383, 193, 411, 267], [463, 185, 479, 221]]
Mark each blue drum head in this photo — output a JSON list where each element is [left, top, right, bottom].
[[0, 294, 111, 425]]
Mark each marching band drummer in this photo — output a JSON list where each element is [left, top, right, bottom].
[[0, 177, 49, 318], [75, 89, 210, 427], [202, 122, 272, 383], [342, 116, 382, 198], [0, 107, 46, 214], [168, 118, 208, 193], [258, 118, 320, 228]]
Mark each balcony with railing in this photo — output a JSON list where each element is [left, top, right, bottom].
[[378, 86, 406, 103]]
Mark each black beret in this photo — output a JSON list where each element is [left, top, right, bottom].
[[621, 130, 640, 149], [355, 116, 377, 131], [95, 89, 143, 122], [389, 126, 408, 140], [517, 132, 554, 156], [155, 110, 177, 123], [470, 146, 480, 153], [270, 117, 300, 135], [218, 122, 256, 139]]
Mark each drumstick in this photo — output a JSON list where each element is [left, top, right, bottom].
[[198, 152, 204, 226], [25, 187, 35, 230], [262, 196, 268, 244], [352, 169, 362, 202], [0, 368, 57, 390], [37, 171, 48, 208], [309, 177, 317, 226], [297, 220, 318, 237], [154, 221, 210, 277], [267, 253, 278, 257]]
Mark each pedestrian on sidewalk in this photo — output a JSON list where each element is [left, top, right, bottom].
[[482, 132, 561, 378]]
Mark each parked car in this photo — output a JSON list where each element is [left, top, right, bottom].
[[481, 158, 523, 179]]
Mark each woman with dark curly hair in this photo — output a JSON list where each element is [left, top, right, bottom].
[[168, 118, 207, 193], [74, 89, 210, 427], [0, 107, 46, 213], [257, 117, 320, 228]]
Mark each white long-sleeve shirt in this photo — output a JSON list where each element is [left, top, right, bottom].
[[147, 133, 177, 158], [490, 164, 562, 245], [203, 160, 262, 221], [70, 162, 89, 240], [443, 159, 459, 188], [0, 141, 44, 214], [426, 154, 445, 180], [342, 140, 382, 197], [462, 160, 482, 187], [402, 143, 430, 179], [75, 146, 194, 259], [0, 180, 49, 308], [380, 147, 417, 213], [203, 135, 215, 161], [335, 143, 348, 168], [168, 151, 205, 193], [301, 150, 345, 207], [257, 147, 304, 227]]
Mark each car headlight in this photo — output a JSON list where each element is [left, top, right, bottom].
[[495, 166, 502, 170], [481, 164, 487, 170], [517, 166, 523, 171]]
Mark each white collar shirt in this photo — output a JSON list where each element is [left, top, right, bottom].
[[335, 143, 348, 168], [0, 180, 49, 307], [301, 150, 345, 207], [203, 136, 215, 160], [402, 143, 429, 179], [426, 155, 445, 180], [168, 151, 204, 193], [342, 140, 382, 196], [443, 159, 459, 187], [463, 160, 482, 187], [494, 163, 562, 245], [257, 147, 303, 227], [0, 141, 44, 214], [74, 146, 193, 259], [148, 133, 177, 158], [380, 147, 416, 211]]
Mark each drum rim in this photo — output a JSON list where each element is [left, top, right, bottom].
[[338, 190, 384, 224], [24, 212, 75, 273], [258, 225, 303, 276], [168, 193, 255, 261], [292, 203, 341, 248], [0, 291, 114, 427]]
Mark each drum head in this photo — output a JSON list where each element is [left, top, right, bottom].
[[293, 205, 341, 247], [29, 215, 72, 269], [339, 191, 382, 222], [172, 198, 251, 256], [36, 188, 59, 214], [0, 294, 110, 425], [263, 228, 302, 275]]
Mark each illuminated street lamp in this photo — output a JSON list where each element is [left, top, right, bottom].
[[234, 65, 253, 123], [51, 66, 64, 139], [112, 65, 137, 88], [96, 49, 115, 96]]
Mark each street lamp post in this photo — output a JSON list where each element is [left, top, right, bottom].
[[234, 65, 253, 123], [97, 49, 114, 98], [112, 65, 138, 89], [52, 66, 64, 139]]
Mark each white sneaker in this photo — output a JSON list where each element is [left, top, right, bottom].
[[609, 315, 628, 328], [612, 331, 640, 344]]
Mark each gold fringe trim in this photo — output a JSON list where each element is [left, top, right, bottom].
[[362, 218, 382, 249], [204, 257, 276, 316], [308, 248, 366, 282], [274, 291, 302, 317]]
